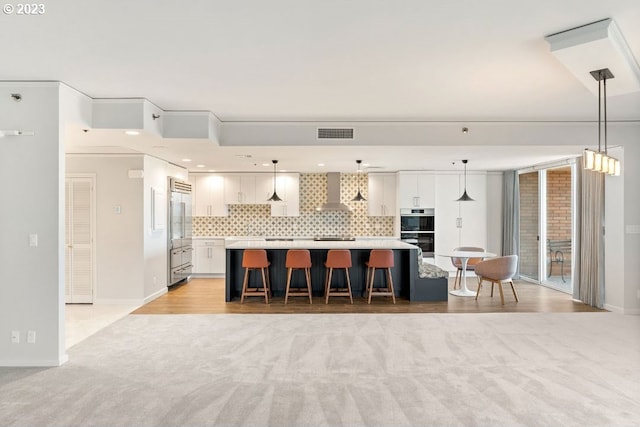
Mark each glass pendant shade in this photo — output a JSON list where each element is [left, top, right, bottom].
[[613, 159, 621, 176], [601, 155, 610, 173], [594, 152, 603, 172], [583, 149, 595, 170]]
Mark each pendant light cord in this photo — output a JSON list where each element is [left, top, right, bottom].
[[598, 70, 602, 153], [604, 72, 607, 154]]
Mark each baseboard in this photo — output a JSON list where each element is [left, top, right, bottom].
[[0, 354, 68, 367], [623, 308, 640, 315], [603, 303, 624, 313], [93, 298, 144, 305], [144, 287, 167, 304]]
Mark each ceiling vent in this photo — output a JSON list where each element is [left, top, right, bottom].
[[317, 128, 354, 140]]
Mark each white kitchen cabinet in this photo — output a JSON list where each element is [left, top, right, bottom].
[[192, 173, 228, 217], [269, 173, 300, 217], [397, 172, 435, 208], [224, 174, 258, 204], [193, 239, 225, 275], [368, 173, 396, 216], [434, 172, 487, 271]]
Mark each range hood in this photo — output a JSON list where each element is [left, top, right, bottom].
[[316, 173, 352, 212]]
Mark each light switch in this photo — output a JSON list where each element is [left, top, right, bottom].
[[626, 225, 640, 234], [114, 205, 122, 214], [29, 234, 38, 247]]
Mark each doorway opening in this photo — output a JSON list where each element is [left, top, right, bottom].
[[518, 163, 575, 294]]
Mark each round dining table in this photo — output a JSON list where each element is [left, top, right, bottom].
[[436, 250, 496, 297]]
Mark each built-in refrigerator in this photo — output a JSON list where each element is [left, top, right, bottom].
[[168, 178, 193, 286]]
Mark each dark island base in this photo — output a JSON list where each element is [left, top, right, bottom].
[[225, 248, 448, 302]]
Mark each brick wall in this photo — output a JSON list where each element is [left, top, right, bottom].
[[519, 172, 539, 279], [546, 167, 572, 276]]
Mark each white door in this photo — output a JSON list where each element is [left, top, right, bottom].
[[65, 176, 95, 303]]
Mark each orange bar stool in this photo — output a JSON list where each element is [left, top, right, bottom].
[[240, 249, 271, 304], [365, 249, 396, 304], [324, 249, 353, 304], [284, 249, 313, 304]]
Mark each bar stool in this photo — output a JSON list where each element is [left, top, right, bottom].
[[240, 249, 271, 304], [365, 249, 396, 304], [324, 249, 353, 304], [284, 249, 313, 304]]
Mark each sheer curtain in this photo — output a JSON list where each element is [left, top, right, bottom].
[[578, 163, 605, 308], [502, 170, 520, 277]]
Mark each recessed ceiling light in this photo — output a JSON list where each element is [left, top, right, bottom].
[[363, 163, 370, 167], [262, 163, 270, 167], [318, 163, 325, 167], [182, 158, 192, 162], [196, 164, 205, 168], [124, 130, 140, 136], [281, 169, 288, 172], [208, 169, 216, 172]]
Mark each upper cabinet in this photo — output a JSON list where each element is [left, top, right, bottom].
[[224, 174, 259, 204], [192, 173, 228, 217], [397, 172, 435, 208], [368, 173, 396, 216], [189, 173, 299, 216]]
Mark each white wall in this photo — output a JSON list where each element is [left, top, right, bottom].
[[66, 155, 145, 303], [604, 146, 625, 312], [622, 142, 640, 314], [142, 155, 187, 300], [0, 82, 66, 366]]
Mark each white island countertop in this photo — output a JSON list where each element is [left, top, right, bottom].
[[224, 238, 418, 250]]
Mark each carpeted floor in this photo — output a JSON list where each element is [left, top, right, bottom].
[[1, 312, 639, 426]]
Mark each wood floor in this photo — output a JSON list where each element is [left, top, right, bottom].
[[132, 277, 603, 314]]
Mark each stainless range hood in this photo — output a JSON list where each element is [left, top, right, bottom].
[[316, 172, 352, 212]]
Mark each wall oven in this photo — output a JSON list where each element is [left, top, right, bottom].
[[400, 208, 435, 256]]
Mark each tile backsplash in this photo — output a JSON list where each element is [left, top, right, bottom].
[[192, 173, 394, 237]]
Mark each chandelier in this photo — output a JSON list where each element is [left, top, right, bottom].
[[583, 68, 620, 176]]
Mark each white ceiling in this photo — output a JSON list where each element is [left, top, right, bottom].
[[2, 0, 640, 172]]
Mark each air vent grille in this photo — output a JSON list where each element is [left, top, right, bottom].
[[171, 179, 192, 193], [317, 128, 354, 139]]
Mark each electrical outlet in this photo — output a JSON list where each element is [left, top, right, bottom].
[[11, 331, 20, 344], [27, 330, 36, 344]]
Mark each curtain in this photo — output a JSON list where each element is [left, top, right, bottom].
[[502, 170, 520, 277], [578, 162, 605, 308]]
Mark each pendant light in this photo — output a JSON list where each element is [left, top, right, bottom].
[[583, 68, 620, 176], [266, 160, 283, 202], [456, 159, 475, 202], [351, 160, 366, 201]]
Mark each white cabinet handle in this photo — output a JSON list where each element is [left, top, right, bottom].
[[237, 192, 242, 203], [456, 217, 463, 228], [208, 247, 212, 258]]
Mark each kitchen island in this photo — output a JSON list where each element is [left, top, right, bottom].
[[224, 238, 447, 302]]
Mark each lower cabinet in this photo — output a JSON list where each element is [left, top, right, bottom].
[[193, 239, 225, 275]]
